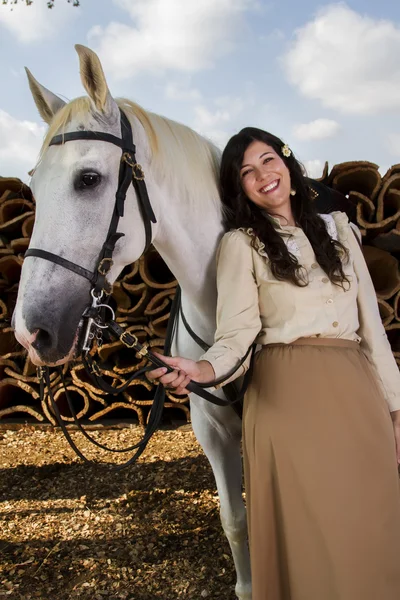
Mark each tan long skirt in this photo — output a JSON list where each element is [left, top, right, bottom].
[[243, 338, 400, 600]]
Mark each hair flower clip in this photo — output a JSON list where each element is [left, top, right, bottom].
[[281, 144, 291, 157]]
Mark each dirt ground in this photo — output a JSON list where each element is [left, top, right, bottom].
[[0, 425, 240, 600]]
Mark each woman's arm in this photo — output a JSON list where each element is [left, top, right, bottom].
[[147, 230, 262, 394], [198, 230, 262, 381]]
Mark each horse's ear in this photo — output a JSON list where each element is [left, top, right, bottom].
[[25, 68, 66, 124], [75, 44, 116, 116]]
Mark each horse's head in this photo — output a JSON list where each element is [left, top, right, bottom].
[[13, 45, 157, 366]]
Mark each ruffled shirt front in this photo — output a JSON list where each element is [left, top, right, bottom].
[[200, 211, 400, 412]]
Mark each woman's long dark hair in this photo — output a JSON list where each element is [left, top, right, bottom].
[[219, 127, 349, 287]]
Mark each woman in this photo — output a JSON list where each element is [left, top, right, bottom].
[[148, 128, 400, 599]]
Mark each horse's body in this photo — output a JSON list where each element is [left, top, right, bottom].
[[13, 46, 251, 599]]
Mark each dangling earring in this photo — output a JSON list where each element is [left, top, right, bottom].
[[290, 188, 296, 196]]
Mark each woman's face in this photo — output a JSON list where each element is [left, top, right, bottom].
[[240, 140, 292, 214]]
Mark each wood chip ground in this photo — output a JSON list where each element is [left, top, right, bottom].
[[0, 425, 239, 599]]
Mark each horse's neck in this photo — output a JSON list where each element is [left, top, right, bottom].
[[154, 195, 224, 338], [127, 110, 224, 338]]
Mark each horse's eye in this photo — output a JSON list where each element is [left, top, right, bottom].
[[76, 172, 101, 189]]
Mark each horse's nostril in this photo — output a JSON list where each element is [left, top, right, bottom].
[[33, 328, 55, 353]]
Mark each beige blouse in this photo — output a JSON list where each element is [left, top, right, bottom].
[[200, 211, 400, 412]]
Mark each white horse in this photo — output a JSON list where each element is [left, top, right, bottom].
[[13, 45, 251, 600]]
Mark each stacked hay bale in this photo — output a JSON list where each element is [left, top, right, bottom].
[[0, 177, 189, 425], [0, 178, 41, 421], [1, 163, 400, 426], [318, 161, 400, 367]]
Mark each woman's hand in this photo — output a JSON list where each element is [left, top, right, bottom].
[[146, 353, 215, 396], [391, 410, 400, 464]]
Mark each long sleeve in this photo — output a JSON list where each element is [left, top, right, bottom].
[[348, 226, 400, 412], [199, 230, 262, 385]]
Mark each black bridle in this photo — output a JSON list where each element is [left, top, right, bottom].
[[27, 109, 252, 469], [26, 110, 156, 296]]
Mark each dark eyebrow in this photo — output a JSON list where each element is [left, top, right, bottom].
[[241, 152, 274, 170]]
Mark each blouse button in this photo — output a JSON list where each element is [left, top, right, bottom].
[[311, 263, 318, 269], [322, 277, 329, 283], [332, 321, 339, 327], [326, 298, 333, 304]]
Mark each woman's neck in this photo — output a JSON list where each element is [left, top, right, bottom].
[[267, 206, 296, 227]]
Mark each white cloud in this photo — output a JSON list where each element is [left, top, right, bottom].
[[293, 118, 340, 141], [193, 106, 233, 148], [283, 3, 400, 115], [194, 106, 232, 128], [192, 96, 247, 149], [88, 0, 255, 79], [200, 129, 231, 150], [0, 110, 45, 181], [0, 1, 79, 43], [302, 159, 324, 179], [165, 82, 202, 101]]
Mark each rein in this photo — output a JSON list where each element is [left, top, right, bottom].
[[27, 109, 252, 468]]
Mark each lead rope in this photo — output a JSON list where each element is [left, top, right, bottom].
[[37, 287, 180, 470], [37, 286, 253, 468]]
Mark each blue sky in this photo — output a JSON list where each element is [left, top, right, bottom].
[[0, 0, 400, 181]]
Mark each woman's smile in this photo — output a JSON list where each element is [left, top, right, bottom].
[[259, 179, 280, 194]]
